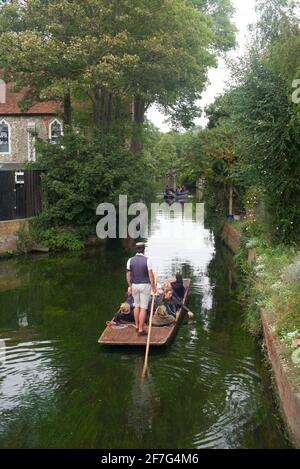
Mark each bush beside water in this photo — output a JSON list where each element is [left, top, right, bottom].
[[23, 131, 155, 251]]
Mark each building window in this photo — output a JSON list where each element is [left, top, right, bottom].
[[49, 119, 63, 143], [0, 120, 10, 154]]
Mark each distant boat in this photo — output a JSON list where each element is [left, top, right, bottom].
[[175, 190, 189, 198], [163, 191, 175, 199], [164, 190, 189, 199]]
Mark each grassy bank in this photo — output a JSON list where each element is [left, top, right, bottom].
[[235, 227, 300, 372]]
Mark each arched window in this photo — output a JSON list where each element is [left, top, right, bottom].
[[0, 120, 10, 154], [49, 119, 63, 143]]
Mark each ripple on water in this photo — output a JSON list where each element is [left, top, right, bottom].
[[149, 325, 267, 449], [190, 355, 264, 448], [0, 339, 61, 415]]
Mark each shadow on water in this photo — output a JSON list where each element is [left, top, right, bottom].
[[0, 202, 291, 449]]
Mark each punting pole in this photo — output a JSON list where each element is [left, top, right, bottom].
[[142, 269, 158, 379]]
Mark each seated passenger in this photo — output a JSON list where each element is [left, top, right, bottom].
[[162, 280, 172, 292], [114, 302, 135, 323], [171, 273, 185, 301], [158, 289, 194, 320], [146, 284, 170, 321], [152, 305, 176, 327]]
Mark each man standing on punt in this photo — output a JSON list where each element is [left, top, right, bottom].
[[126, 242, 156, 337]]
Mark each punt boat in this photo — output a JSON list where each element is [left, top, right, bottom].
[[98, 279, 191, 347]]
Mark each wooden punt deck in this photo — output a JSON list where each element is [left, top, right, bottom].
[[98, 279, 191, 347]]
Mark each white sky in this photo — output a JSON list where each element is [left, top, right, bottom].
[[147, 0, 258, 132]]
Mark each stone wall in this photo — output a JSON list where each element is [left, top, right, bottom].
[[221, 222, 241, 254], [0, 219, 28, 254], [0, 115, 60, 163], [261, 310, 300, 447], [221, 222, 300, 446]]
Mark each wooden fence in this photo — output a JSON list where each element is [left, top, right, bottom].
[[0, 170, 43, 221]]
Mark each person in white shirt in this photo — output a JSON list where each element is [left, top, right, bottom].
[[126, 242, 156, 336]]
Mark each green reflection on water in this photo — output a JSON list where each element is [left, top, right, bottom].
[[0, 218, 290, 449]]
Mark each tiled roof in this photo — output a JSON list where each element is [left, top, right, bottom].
[[0, 84, 59, 115]]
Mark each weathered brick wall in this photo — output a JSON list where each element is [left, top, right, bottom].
[[0, 115, 57, 163], [0, 219, 28, 253], [262, 310, 300, 447], [221, 222, 241, 254]]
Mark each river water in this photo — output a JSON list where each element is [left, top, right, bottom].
[[0, 203, 289, 448]]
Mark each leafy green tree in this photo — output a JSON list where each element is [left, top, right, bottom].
[[231, 56, 300, 242], [180, 0, 300, 241], [253, 0, 299, 49], [0, 0, 25, 33], [0, 0, 236, 151], [0, 0, 87, 124], [191, 0, 237, 52], [267, 29, 300, 86], [144, 129, 194, 187], [205, 93, 232, 129], [30, 131, 154, 229]]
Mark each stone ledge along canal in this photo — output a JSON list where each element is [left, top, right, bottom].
[[0, 204, 290, 449]]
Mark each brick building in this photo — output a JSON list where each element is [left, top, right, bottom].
[[0, 79, 63, 170]]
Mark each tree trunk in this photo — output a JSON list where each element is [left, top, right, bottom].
[[101, 87, 113, 134], [134, 95, 146, 124], [92, 87, 102, 129], [229, 185, 233, 217], [92, 87, 113, 134], [63, 92, 72, 126], [130, 95, 146, 155]]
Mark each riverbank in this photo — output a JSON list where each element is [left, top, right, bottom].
[[222, 221, 300, 447], [0, 219, 29, 256], [0, 217, 109, 259]]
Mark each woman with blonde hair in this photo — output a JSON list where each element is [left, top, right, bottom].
[[152, 305, 176, 327], [161, 281, 172, 292], [158, 289, 194, 320], [114, 302, 135, 323]]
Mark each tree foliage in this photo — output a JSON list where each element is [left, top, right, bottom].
[[143, 127, 192, 184], [231, 57, 300, 242], [177, 0, 300, 243], [0, 0, 236, 146], [30, 132, 155, 228], [253, 0, 299, 49]]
